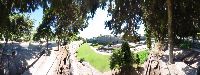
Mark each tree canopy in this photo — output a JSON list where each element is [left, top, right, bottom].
[[1, 0, 200, 64], [2, 14, 33, 43]]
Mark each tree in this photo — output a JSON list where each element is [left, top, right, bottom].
[[34, 0, 108, 50], [167, 0, 174, 64], [142, 0, 168, 49], [0, 0, 46, 31], [103, 0, 200, 64], [105, 0, 142, 42], [1, 0, 107, 45], [2, 0, 200, 66], [4, 14, 33, 44], [110, 41, 134, 74], [33, 9, 55, 51]]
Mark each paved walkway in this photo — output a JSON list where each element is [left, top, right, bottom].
[[22, 45, 66, 75], [159, 49, 197, 75]]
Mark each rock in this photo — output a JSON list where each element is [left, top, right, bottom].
[[151, 60, 158, 69], [143, 53, 161, 75]]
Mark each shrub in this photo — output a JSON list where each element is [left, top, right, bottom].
[[108, 42, 112, 47], [91, 43, 98, 46], [134, 53, 140, 65], [197, 66, 200, 75], [135, 50, 149, 64], [79, 58, 85, 63], [179, 41, 191, 49], [110, 49, 122, 69], [110, 41, 134, 70], [83, 39, 87, 44], [0, 44, 3, 48], [16, 39, 23, 42]]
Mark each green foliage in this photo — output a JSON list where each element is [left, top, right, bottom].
[[110, 49, 123, 69], [121, 42, 133, 66], [2, 14, 33, 42], [1, 0, 106, 42], [99, 42, 110, 46], [33, 9, 55, 41], [143, 0, 167, 43], [90, 41, 110, 46], [79, 58, 85, 63], [110, 41, 134, 70], [105, 0, 142, 37], [90, 43, 103, 48], [135, 50, 149, 64], [82, 39, 87, 44], [145, 27, 152, 49], [91, 43, 99, 46], [179, 41, 191, 49], [15, 39, 22, 42], [108, 42, 112, 46], [0, 44, 3, 49]]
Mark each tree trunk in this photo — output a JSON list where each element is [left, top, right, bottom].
[[46, 35, 49, 51], [57, 39, 60, 51], [5, 38, 8, 46], [167, 0, 174, 64], [3, 38, 8, 53], [192, 35, 195, 43]]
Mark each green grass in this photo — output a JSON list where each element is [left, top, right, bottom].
[[77, 43, 110, 72], [135, 50, 149, 64]]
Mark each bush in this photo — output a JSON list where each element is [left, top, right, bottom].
[[179, 41, 191, 49], [83, 39, 87, 44], [79, 58, 85, 63], [108, 42, 112, 47], [110, 49, 122, 69], [0, 44, 3, 49], [135, 50, 149, 64], [110, 41, 134, 70], [16, 39, 23, 42], [197, 66, 200, 75], [91, 43, 99, 46], [98, 42, 108, 46]]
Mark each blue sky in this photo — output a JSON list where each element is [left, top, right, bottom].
[[29, 7, 144, 39], [27, 7, 43, 29]]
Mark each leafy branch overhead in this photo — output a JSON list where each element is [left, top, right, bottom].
[[3, 14, 33, 42]]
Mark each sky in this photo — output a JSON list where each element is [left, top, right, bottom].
[[27, 7, 43, 29], [29, 7, 144, 39], [78, 8, 112, 39]]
